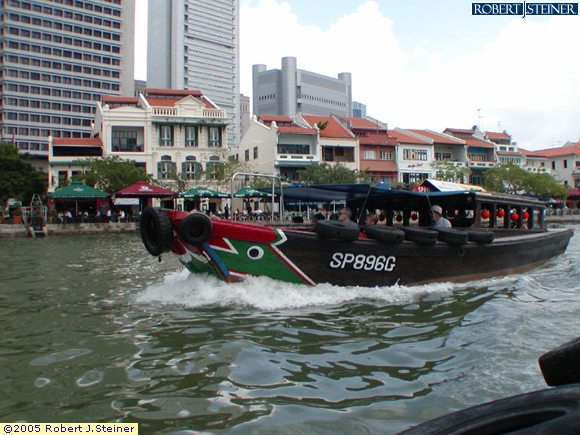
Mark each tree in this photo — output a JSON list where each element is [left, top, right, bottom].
[[75, 156, 151, 194], [0, 142, 47, 204], [432, 160, 471, 183], [298, 163, 368, 185], [483, 163, 567, 198]]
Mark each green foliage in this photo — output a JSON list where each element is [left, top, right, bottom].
[[432, 160, 471, 183], [483, 163, 567, 198], [316, 121, 329, 131], [75, 156, 151, 194], [0, 142, 47, 204], [298, 163, 368, 185]]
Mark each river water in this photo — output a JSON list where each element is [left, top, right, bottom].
[[0, 226, 578, 434]]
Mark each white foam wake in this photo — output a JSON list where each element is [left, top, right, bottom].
[[132, 269, 527, 311]]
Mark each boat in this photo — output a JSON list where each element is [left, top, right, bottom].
[[139, 184, 573, 287]]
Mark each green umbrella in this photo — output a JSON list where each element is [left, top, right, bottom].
[[181, 186, 229, 199], [233, 186, 271, 198], [48, 180, 109, 215]]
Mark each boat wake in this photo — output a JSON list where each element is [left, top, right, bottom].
[[133, 269, 530, 311]]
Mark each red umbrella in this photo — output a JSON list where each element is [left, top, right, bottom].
[[115, 181, 177, 198]]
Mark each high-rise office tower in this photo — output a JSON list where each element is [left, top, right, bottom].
[[253, 57, 352, 118], [147, 0, 240, 148], [0, 0, 135, 158]]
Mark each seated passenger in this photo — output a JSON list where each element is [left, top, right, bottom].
[[431, 205, 452, 228], [338, 207, 360, 230]]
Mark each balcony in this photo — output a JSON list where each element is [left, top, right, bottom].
[[151, 107, 226, 119], [275, 154, 319, 167]]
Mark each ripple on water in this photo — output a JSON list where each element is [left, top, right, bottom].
[[29, 348, 92, 366]]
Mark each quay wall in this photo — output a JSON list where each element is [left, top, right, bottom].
[[0, 216, 578, 238]]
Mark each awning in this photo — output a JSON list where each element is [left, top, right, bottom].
[[181, 186, 229, 199], [115, 180, 177, 197], [48, 180, 109, 199], [233, 187, 272, 198]]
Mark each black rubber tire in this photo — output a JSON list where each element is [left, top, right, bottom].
[[539, 337, 580, 387], [179, 212, 213, 245], [400, 227, 438, 246], [140, 207, 174, 256], [432, 228, 469, 247], [399, 385, 580, 434], [315, 220, 360, 241], [467, 230, 495, 244], [365, 226, 405, 244]]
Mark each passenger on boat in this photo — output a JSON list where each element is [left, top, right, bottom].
[[365, 213, 379, 225], [339, 207, 360, 230], [431, 205, 452, 228]]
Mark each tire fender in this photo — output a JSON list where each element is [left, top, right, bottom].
[[365, 226, 405, 244], [180, 212, 213, 245], [315, 220, 360, 241], [140, 207, 174, 256], [400, 227, 438, 246]]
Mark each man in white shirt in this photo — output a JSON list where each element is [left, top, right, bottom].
[[431, 205, 452, 228]]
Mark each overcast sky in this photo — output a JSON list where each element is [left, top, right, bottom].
[[134, 0, 580, 150]]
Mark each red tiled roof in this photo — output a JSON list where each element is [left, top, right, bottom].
[[303, 115, 353, 139], [485, 131, 511, 140], [519, 148, 547, 157], [408, 129, 465, 145], [102, 96, 139, 105], [444, 127, 475, 134], [358, 134, 397, 145], [145, 95, 216, 109], [52, 138, 102, 147], [525, 143, 580, 157], [144, 88, 203, 97], [277, 126, 317, 135], [390, 129, 431, 145], [347, 117, 387, 130], [465, 137, 495, 148], [259, 115, 293, 123]]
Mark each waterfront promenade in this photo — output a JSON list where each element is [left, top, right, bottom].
[[0, 215, 578, 238]]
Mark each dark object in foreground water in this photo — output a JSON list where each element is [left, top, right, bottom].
[[539, 336, 580, 387], [398, 385, 580, 435]]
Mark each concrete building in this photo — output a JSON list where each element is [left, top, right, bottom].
[[237, 115, 319, 181], [302, 115, 359, 172], [390, 129, 434, 185], [342, 117, 397, 185], [240, 93, 251, 139], [523, 141, 580, 188], [147, 0, 240, 148], [48, 88, 229, 192], [352, 101, 367, 118], [444, 127, 497, 185], [0, 0, 135, 158], [253, 57, 352, 118]]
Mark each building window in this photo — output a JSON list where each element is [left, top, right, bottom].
[[157, 155, 176, 180], [159, 125, 173, 147], [112, 129, 141, 152], [435, 152, 452, 161], [253, 146, 258, 159], [185, 126, 197, 147], [245, 150, 250, 161], [563, 160, 568, 169], [363, 150, 376, 160], [403, 149, 428, 161], [402, 172, 428, 184], [182, 156, 201, 180], [380, 150, 393, 160], [208, 127, 221, 147], [552, 161, 556, 170]]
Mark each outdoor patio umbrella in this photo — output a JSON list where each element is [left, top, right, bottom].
[[181, 186, 229, 199], [48, 180, 109, 215], [233, 186, 272, 198], [115, 180, 177, 210]]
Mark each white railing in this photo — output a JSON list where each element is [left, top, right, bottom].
[[467, 161, 497, 168], [276, 154, 318, 162], [151, 107, 226, 118]]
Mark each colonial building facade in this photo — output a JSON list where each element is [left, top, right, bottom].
[[48, 89, 228, 192]]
